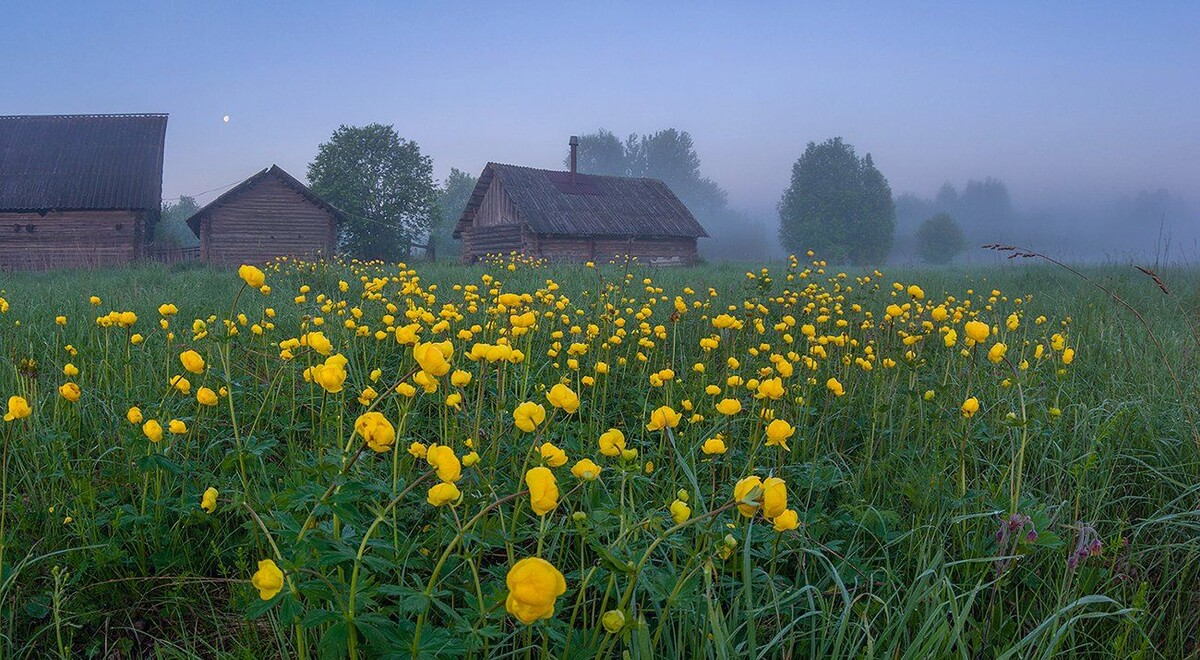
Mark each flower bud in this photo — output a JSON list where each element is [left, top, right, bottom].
[[602, 609, 626, 634]]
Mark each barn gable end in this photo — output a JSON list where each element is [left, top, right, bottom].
[[186, 165, 343, 265]]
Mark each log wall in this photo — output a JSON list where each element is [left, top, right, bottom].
[[0, 209, 141, 270], [536, 235, 699, 265], [200, 176, 336, 265]]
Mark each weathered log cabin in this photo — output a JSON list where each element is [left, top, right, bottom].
[[0, 113, 167, 270], [453, 138, 707, 264], [186, 165, 343, 265]]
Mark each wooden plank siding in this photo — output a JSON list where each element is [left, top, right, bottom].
[[473, 178, 520, 228], [536, 235, 699, 265], [198, 176, 336, 266], [0, 210, 142, 270]]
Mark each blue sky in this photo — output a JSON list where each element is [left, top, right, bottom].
[[3, 2, 1197, 216]]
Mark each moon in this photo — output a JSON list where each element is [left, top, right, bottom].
[[222, 115, 230, 124]]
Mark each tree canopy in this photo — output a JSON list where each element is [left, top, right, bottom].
[[307, 124, 437, 260], [431, 168, 478, 259], [777, 137, 895, 265], [915, 212, 967, 264], [156, 195, 200, 248]]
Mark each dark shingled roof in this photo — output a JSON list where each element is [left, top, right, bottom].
[[0, 114, 168, 211], [186, 165, 347, 236], [454, 163, 707, 239]]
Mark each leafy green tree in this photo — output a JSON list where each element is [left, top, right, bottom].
[[155, 195, 200, 248], [431, 168, 477, 260], [915, 212, 967, 264], [777, 137, 895, 265], [307, 124, 437, 260], [570, 130, 628, 176]]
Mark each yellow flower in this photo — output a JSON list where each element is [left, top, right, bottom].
[[239, 264, 266, 288], [127, 406, 143, 424], [764, 419, 795, 450], [55, 315, 68, 326], [761, 477, 787, 519], [513, 402, 546, 433], [3, 396, 31, 422], [426, 482, 461, 507], [143, 420, 163, 442], [89, 295, 101, 306], [408, 441, 428, 459], [169, 419, 188, 434], [355, 411, 396, 453], [987, 342, 1007, 364], [669, 499, 691, 525], [525, 466, 559, 515], [505, 557, 567, 624], [303, 331, 333, 356], [715, 398, 742, 416], [179, 350, 205, 374], [539, 442, 568, 467], [426, 444, 462, 482], [755, 377, 785, 400], [62, 363, 79, 377], [964, 320, 990, 343], [171, 375, 192, 394], [961, 396, 980, 418], [734, 476, 763, 517], [701, 436, 727, 455], [58, 382, 81, 402], [413, 341, 451, 377], [450, 369, 472, 387], [310, 358, 347, 394], [826, 377, 845, 397], [598, 428, 625, 457], [646, 405, 681, 431], [546, 383, 580, 413], [772, 508, 799, 532], [251, 559, 284, 600], [1062, 347, 1075, 365], [196, 387, 219, 406], [201, 487, 218, 513], [570, 458, 601, 481], [462, 450, 481, 467]]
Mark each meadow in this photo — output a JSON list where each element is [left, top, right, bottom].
[[0, 252, 1197, 658]]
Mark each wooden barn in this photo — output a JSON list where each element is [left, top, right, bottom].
[[453, 138, 707, 264], [0, 113, 168, 270], [186, 165, 343, 265]]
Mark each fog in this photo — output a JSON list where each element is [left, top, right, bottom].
[[3, 3, 1197, 264]]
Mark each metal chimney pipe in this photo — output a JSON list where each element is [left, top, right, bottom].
[[569, 135, 579, 183]]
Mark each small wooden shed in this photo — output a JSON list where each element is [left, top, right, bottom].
[[0, 113, 167, 270], [187, 165, 343, 265], [453, 141, 707, 264]]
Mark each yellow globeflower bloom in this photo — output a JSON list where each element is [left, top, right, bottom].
[[525, 466, 559, 515], [462, 450, 481, 467], [127, 406, 143, 425], [987, 342, 1007, 364], [598, 428, 625, 457], [826, 377, 845, 397], [168, 419, 188, 435], [772, 508, 800, 532], [426, 482, 461, 507], [734, 476, 764, 517], [646, 405, 682, 431], [413, 341, 451, 376], [546, 383, 580, 414], [761, 477, 788, 519], [964, 321, 990, 343], [513, 402, 546, 433], [171, 375, 192, 395], [239, 264, 266, 289], [143, 420, 163, 442], [179, 350, 205, 374], [570, 458, 601, 481], [426, 444, 462, 482], [764, 419, 795, 450], [505, 557, 567, 624], [539, 442, 568, 467], [715, 398, 742, 416], [251, 559, 284, 600], [701, 436, 727, 455], [669, 499, 691, 525], [354, 411, 396, 453], [58, 382, 81, 402], [4, 396, 31, 422], [62, 363, 79, 377], [196, 387, 219, 407], [201, 487, 218, 513], [961, 397, 980, 418]]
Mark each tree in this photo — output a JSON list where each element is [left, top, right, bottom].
[[569, 130, 628, 176], [156, 196, 200, 248], [307, 124, 437, 260], [915, 212, 966, 264], [777, 137, 895, 265], [432, 168, 477, 260]]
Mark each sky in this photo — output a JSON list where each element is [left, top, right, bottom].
[[2, 1, 1197, 218]]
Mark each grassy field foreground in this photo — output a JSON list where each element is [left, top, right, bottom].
[[0, 254, 1197, 658]]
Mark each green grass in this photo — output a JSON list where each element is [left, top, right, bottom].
[[0, 256, 1197, 658]]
